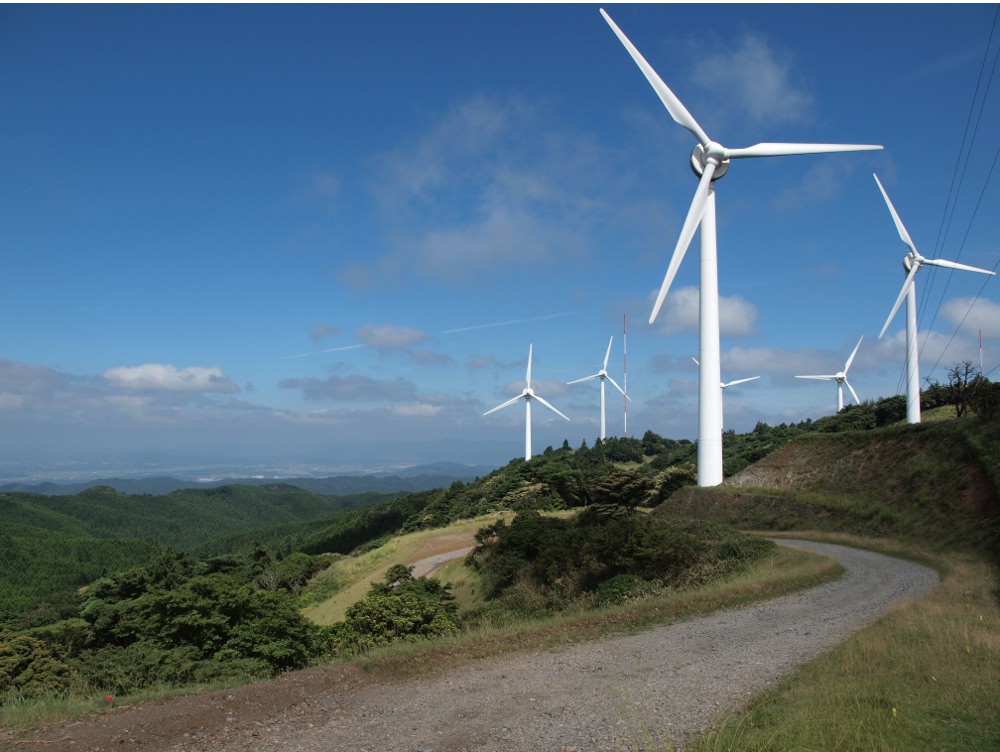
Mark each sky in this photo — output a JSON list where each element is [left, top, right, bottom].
[[2, 3, 999, 480]]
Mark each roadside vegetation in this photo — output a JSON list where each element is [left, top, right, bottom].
[[1, 366, 998, 749]]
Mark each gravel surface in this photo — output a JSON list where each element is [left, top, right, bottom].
[[4, 540, 938, 752]]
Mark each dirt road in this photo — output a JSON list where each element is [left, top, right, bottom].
[[2, 540, 938, 752]]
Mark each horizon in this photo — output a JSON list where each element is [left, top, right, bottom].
[[2, 4, 998, 476]]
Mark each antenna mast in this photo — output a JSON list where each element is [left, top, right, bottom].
[[623, 314, 628, 438]]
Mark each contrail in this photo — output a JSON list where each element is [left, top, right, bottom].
[[440, 311, 572, 335], [281, 344, 365, 360]]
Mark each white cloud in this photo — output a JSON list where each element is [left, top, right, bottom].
[[939, 296, 1000, 335], [691, 33, 814, 127], [309, 323, 339, 342], [390, 403, 442, 418], [650, 286, 759, 336], [103, 364, 239, 393], [355, 323, 426, 350]]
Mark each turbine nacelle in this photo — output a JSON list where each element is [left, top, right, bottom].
[[690, 143, 730, 180]]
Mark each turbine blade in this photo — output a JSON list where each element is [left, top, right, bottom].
[[873, 173, 918, 256], [923, 258, 997, 276], [567, 373, 600, 385], [526, 343, 533, 388], [599, 9, 711, 146], [533, 394, 570, 421], [845, 378, 861, 406], [844, 336, 864, 373], [691, 356, 699, 366], [796, 375, 836, 381], [603, 336, 614, 370], [606, 375, 627, 397], [726, 142, 883, 159], [650, 161, 717, 324], [879, 262, 921, 339], [722, 376, 760, 388], [483, 395, 523, 416]]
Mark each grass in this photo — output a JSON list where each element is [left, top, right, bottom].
[[684, 536, 1000, 752], [341, 542, 841, 679]]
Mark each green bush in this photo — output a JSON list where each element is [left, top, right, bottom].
[[0, 630, 73, 701], [324, 565, 459, 655]]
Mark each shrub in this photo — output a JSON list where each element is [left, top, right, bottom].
[[0, 630, 73, 701]]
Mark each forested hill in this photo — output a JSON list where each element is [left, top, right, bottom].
[[0, 484, 395, 551]]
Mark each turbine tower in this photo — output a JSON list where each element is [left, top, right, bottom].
[[796, 336, 864, 412], [484, 344, 570, 461], [568, 336, 629, 441], [600, 8, 881, 486], [873, 173, 996, 424]]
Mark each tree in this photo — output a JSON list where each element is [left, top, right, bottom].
[[947, 361, 980, 417]]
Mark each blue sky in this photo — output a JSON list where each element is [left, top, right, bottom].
[[2, 4, 999, 479]]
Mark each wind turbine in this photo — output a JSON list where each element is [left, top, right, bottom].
[[600, 8, 882, 486], [796, 336, 864, 412], [692, 357, 759, 428], [484, 344, 570, 461], [873, 173, 996, 424], [568, 336, 629, 441]]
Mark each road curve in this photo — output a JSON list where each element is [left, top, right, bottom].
[[208, 540, 938, 752]]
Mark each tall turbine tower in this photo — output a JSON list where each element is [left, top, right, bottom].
[[484, 344, 570, 461], [796, 336, 864, 412], [873, 173, 996, 424], [568, 336, 628, 441], [601, 9, 882, 486]]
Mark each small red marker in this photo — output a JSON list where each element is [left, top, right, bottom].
[[105, 694, 114, 707]]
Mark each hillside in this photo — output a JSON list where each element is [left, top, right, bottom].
[[657, 419, 1000, 559]]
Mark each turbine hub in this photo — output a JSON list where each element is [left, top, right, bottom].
[[690, 142, 730, 180], [524, 388, 534, 399], [902, 253, 923, 275]]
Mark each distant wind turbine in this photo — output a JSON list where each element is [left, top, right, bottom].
[[692, 357, 759, 428], [600, 8, 882, 486], [568, 336, 629, 441], [873, 173, 996, 424], [484, 344, 570, 461], [796, 336, 864, 412]]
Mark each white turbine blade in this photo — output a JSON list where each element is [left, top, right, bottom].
[[599, 9, 711, 147], [844, 336, 864, 374], [650, 161, 717, 324], [533, 394, 571, 422], [603, 336, 614, 370], [567, 373, 600, 385], [796, 375, 836, 381], [725, 142, 883, 159], [873, 173, 918, 256], [923, 257, 997, 276], [722, 376, 760, 388], [845, 378, 861, 405], [525, 343, 533, 388], [879, 262, 921, 339], [606, 375, 628, 398], [483, 394, 523, 416], [691, 356, 699, 366]]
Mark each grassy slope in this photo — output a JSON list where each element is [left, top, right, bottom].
[[661, 418, 1000, 752]]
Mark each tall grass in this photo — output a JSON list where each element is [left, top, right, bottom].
[[687, 540, 1000, 752]]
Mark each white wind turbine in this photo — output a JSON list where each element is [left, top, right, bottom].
[[601, 8, 882, 486], [484, 344, 570, 461], [692, 357, 759, 428], [796, 336, 864, 412], [873, 173, 996, 424], [568, 336, 629, 441]]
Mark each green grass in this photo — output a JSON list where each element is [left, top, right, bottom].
[[684, 538, 1000, 752]]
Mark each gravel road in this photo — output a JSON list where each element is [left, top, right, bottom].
[[196, 539, 937, 752]]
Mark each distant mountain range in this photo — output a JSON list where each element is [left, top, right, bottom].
[[0, 461, 496, 496]]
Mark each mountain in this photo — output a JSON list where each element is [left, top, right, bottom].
[[0, 463, 496, 497]]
